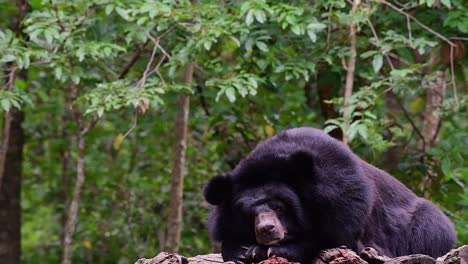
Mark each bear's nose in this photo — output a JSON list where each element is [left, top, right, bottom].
[[259, 224, 276, 235]]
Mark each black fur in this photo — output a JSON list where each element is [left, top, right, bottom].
[[204, 127, 456, 263]]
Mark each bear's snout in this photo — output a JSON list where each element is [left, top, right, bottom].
[[255, 211, 285, 245]]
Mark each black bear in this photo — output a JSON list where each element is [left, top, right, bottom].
[[204, 127, 456, 263]]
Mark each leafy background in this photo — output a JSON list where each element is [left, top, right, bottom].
[[0, 0, 466, 263]]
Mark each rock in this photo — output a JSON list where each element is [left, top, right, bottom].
[[437, 245, 468, 264]]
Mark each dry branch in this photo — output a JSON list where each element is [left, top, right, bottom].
[[378, 0, 456, 47], [134, 246, 468, 264]]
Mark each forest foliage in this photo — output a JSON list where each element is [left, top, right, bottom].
[[0, 0, 467, 263]]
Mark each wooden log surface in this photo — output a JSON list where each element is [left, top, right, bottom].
[[134, 246, 467, 264]]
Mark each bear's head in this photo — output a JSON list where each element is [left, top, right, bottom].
[[204, 176, 307, 245]]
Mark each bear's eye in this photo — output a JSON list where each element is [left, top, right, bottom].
[[271, 204, 283, 213]]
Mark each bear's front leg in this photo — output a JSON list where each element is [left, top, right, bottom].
[[221, 241, 268, 263], [266, 241, 317, 263]]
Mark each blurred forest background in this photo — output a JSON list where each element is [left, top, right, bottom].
[[0, 0, 467, 263]]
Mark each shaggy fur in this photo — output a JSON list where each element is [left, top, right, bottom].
[[204, 127, 455, 263]]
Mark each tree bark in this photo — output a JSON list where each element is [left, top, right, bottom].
[[61, 84, 89, 264], [418, 71, 446, 150], [342, 0, 361, 145], [417, 71, 446, 198], [134, 246, 468, 264], [0, 109, 24, 264], [0, 1, 29, 263], [60, 92, 73, 246], [163, 62, 193, 252]]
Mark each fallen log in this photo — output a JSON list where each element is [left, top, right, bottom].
[[134, 246, 468, 264]]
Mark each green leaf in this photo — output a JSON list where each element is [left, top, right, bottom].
[[307, 23, 326, 31], [10, 98, 20, 110], [372, 54, 383, 73], [1, 99, 11, 112], [54, 67, 62, 80], [291, 24, 303, 35], [115, 7, 130, 21], [233, 83, 248, 97], [71, 74, 80, 84], [16, 56, 24, 69], [97, 107, 104, 118], [255, 41, 269, 52], [23, 54, 30, 69], [307, 30, 317, 42], [225, 87, 236, 102], [248, 77, 258, 89], [105, 4, 114, 15], [246, 10, 254, 26], [76, 48, 85, 62], [441, 0, 451, 8], [357, 124, 368, 140], [44, 28, 53, 44], [360, 50, 377, 59], [203, 41, 212, 51], [254, 10, 266, 23], [229, 36, 240, 47], [323, 124, 338, 134], [1, 54, 16, 62]]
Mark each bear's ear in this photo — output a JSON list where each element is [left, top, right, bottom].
[[204, 175, 232, 205]]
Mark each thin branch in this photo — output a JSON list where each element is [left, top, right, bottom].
[[158, 23, 178, 40], [342, 0, 361, 144], [379, 0, 456, 47], [449, 37, 468, 41], [366, 18, 395, 71], [121, 114, 137, 140], [80, 116, 98, 136], [136, 24, 178, 89], [452, 175, 466, 189], [341, 56, 348, 71], [390, 92, 425, 144], [388, 52, 411, 66], [5, 64, 17, 89], [136, 34, 159, 90], [147, 54, 168, 86], [407, 15, 413, 47], [393, 0, 419, 10], [118, 39, 150, 80], [156, 42, 172, 59], [450, 45, 459, 110]]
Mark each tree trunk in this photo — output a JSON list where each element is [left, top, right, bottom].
[[61, 84, 88, 264], [0, 1, 29, 263], [163, 62, 193, 252], [342, 0, 360, 145], [417, 71, 446, 198], [418, 71, 446, 151], [0, 109, 24, 264], [60, 93, 73, 246]]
